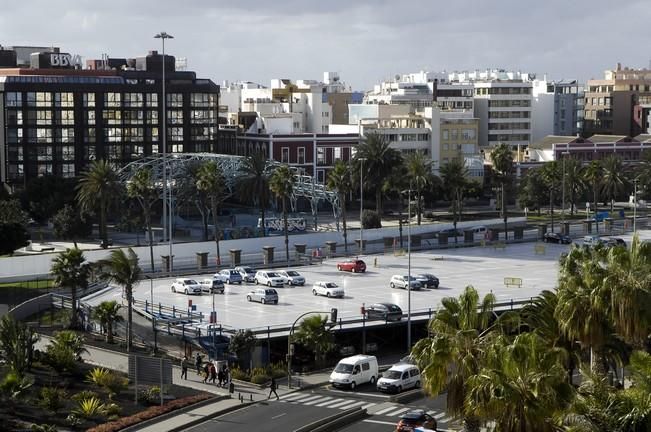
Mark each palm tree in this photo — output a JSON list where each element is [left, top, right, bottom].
[[293, 315, 334, 368], [411, 285, 496, 432], [51, 248, 90, 330], [228, 329, 257, 369], [491, 143, 514, 239], [466, 332, 574, 432], [518, 168, 547, 216], [196, 161, 226, 266], [96, 248, 142, 351], [354, 133, 402, 213], [238, 151, 272, 236], [76, 160, 121, 248], [327, 161, 353, 253], [92, 300, 123, 344], [177, 161, 211, 241], [540, 161, 561, 232], [601, 155, 628, 212], [439, 158, 469, 244], [564, 157, 586, 216], [584, 160, 602, 231], [404, 152, 432, 225], [270, 164, 295, 266], [126, 167, 158, 271]]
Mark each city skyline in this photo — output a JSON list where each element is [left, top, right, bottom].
[[0, 0, 650, 89]]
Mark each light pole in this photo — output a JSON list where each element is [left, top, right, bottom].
[[561, 152, 570, 226], [155, 31, 174, 270], [145, 275, 157, 353], [634, 178, 639, 234], [358, 158, 367, 254], [407, 183, 412, 352]]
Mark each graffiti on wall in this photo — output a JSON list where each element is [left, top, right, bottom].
[[258, 217, 306, 232]]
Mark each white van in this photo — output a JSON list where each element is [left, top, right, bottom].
[[471, 225, 487, 235], [329, 354, 378, 390], [376, 363, 421, 393]]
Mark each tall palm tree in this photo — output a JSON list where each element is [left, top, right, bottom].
[[92, 300, 123, 344], [584, 160, 602, 231], [491, 143, 514, 239], [196, 161, 226, 266], [76, 160, 121, 248], [411, 285, 496, 432], [439, 158, 469, 244], [126, 167, 159, 271], [177, 161, 211, 241], [238, 151, 272, 236], [96, 248, 142, 351], [466, 332, 575, 432], [540, 161, 561, 232], [270, 164, 295, 266], [293, 315, 334, 368], [354, 133, 402, 214], [51, 248, 90, 330], [327, 161, 353, 254], [404, 152, 432, 225], [601, 155, 628, 212]]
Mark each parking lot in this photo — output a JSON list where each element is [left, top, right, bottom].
[[83, 230, 649, 332]]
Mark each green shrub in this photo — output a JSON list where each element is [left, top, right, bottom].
[[72, 390, 100, 401], [103, 402, 121, 417], [230, 367, 250, 381], [39, 386, 67, 412], [139, 386, 161, 405], [86, 367, 110, 387], [99, 372, 128, 400], [250, 373, 271, 385], [44, 343, 77, 374], [270, 368, 286, 379], [251, 367, 267, 377], [0, 371, 34, 400], [362, 210, 381, 229], [31, 424, 58, 432], [73, 396, 106, 419]]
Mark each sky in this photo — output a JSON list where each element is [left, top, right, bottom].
[[1, 0, 650, 91]]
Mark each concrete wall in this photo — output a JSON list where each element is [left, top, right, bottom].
[[0, 217, 525, 280]]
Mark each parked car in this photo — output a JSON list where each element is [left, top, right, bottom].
[[365, 303, 403, 322], [543, 232, 572, 244], [582, 235, 605, 247], [389, 275, 422, 290], [171, 278, 202, 295], [312, 281, 345, 298], [329, 355, 378, 390], [276, 270, 305, 286], [255, 271, 286, 287], [199, 278, 225, 294], [336, 259, 366, 273], [214, 269, 243, 284], [415, 273, 439, 289], [377, 363, 421, 393], [234, 266, 256, 283], [395, 409, 437, 432], [246, 288, 278, 304], [606, 237, 627, 248]]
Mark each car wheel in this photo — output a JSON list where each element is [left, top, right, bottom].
[[255, 279, 258, 285], [370, 376, 376, 385], [184, 289, 189, 295], [434, 284, 439, 289], [390, 282, 395, 288], [337, 265, 342, 271], [313, 289, 318, 296], [350, 381, 356, 391], [172, 286, 176, 293], [274, 300, 278, 304], [352, 268, 356, 273], [414, 380, 421, 389], [246, 296, 252, 302], [239, 282, 242, 285], [267, 282, 271, 287], [326, 292, 331, 298], [397, 385, 402, 393], [261, 298, 266, 304]]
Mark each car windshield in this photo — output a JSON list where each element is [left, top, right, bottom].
[[334, 363, 354, 373], [387, 305, 401, 312], [265, 289, 277, 295], [286, 271, 299, 276], [184, 279, 197, 285], [243, 268, 254, 273], [384, 370, 402, 379], [267, 272, 279, 277], [406, 276, 417, 281], [230, 270, 238, 275], [325, 282, 338, 288]]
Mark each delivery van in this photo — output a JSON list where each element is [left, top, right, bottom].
[[329, 354, 378, 390]]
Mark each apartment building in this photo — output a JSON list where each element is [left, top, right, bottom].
[[583, 63, 651, 137]]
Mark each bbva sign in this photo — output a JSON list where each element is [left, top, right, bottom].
[[50, 53, 82, 67]]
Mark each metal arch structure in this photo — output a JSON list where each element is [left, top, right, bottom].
[[118, 153, 342, 230]]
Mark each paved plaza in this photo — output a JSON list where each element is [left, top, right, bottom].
[[83, 230, 649, 332]]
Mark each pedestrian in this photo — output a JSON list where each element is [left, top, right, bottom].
[[209, 362, 217, 384], [223, 364, 230, 388], [181, 355, 188, 380], [195, 352, 202, 375], [217, 368, 224, 387], [268, 376, 279, 400], [203, 362, 210, 383]]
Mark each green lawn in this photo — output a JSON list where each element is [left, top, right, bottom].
[[0, 279, 54, 289]]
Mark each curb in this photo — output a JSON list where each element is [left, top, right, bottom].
[[120, 395, 230, 432], [293, 407, 368, 432], [389, 388, 424, 404], [167, 400, 256, 432]]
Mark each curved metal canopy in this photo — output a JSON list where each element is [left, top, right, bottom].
[[118, 153, 341, 228]]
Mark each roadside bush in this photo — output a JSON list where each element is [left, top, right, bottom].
[[103, 402, 121, 420], [230, 367, 249, 381], [44, 341, 78, 374], [30, 424, 58, 432], [0, 370, 34, 401], [87, 367, 110, 386], [267, 361, 286, 379], [39, 386, 67, 413], [99, 372, 128, 400], [73, 396, 106, 419], [362, 210, 381, 229], [139, 386, 161, 405], [72, 390, 100, 402], [250, 373, 271, 385]]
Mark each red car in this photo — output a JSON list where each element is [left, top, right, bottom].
[[395, 409, 437, 431], [336, 259, 366, 273]]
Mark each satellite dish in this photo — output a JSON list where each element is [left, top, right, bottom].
[[395, 74, 401, 81]]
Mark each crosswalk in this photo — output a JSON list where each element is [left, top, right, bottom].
[[277, 392, 459, 428]]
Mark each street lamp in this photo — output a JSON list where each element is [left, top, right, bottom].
[[358, 158, 367, 254], [154, 31, 174, 270], [634, 177, 639, 234], [407, 183, 412, 352], [145, 275, 157, 353], [561, 151, 570, 227]]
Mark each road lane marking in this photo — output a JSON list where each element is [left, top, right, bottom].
[[361, 402, 377, 410], [363, 419, 396, 425], [279, 393, 309, 401], [302, 396, 333, 406], [373, 405, 401, 415], [271, 413, 286, 419], [323, 399, 354, 408], [433, 412, 447, 419], [384, 407, 409, 417], [339, 400, 366, 409], [314, 398, 342, 407], [290, 395, 324, 404]]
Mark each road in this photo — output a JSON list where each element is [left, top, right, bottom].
[[184, 382, 457, 432]]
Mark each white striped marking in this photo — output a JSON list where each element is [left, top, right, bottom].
[[339, 400, 366, 410], [290, 395, 323, 404], [314, 398, 342, 407], [363, 419, 396, 426], [361, 402, 377, 410], [384, 407, 410, 417], [433, 412, 447, 420], [323, 399, 354, 409], [373, 405, 401, 415], [279, 393, 308, 401], [302, 396, 333, 406]]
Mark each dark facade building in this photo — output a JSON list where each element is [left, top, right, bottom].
[[0, 47, 219, 190]]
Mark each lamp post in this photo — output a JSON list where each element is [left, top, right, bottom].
[[358, 158, 367, 254], [155, 31, 174, 270], [407, 183, 412, 352], [145, 275, 157, 353], [561, 151, 570, 226], [634, 178, 639, 234]]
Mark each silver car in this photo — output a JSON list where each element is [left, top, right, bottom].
[[246, 288, 279, 304], [235, 266, 257, 283], [276, 270, 305, 286]]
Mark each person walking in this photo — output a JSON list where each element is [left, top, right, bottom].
[[203, 362, 210, 384], [217, 367, 224, 387], [268, 376, 279, 400], [181, 355, 189, 380], [195, 353, 202, 375], [209, 362, 217, 385], [223, 364, 231, 388]]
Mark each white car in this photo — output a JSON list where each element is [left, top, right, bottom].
[[234, 266, 256, 283], [198, 278, 225, 294], [171, 278, 202, 295], [276, 270, 305, 286], [255, 271, 286, 287], [312, 281, 345, 298], [389, 275, 422, 290], [377, 363, 421, 393]]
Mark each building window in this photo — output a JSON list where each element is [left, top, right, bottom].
[[7, 128, 23, 144], [62, 164, 75, 178], [123, 110, 144, 124], [36, 111, 52, 125], [317, 147, 325, 165], [167, 110, 184, 124], [334, 147, 341, 161], [124, 127, 144, 142], [442, 130, 449, 140], [36, 128, 53, 143], [105, 127, 123, 142], [55, 92, 74, 108], [150, 127, 159, 142], [191, 126, 210, 141], [56, 110, 74, 126], [104, 92, 121, 107], [172, 143, 183, 152], [7, 109, 23, 126], [8, 146, 23, 161], [298, 147, 306, 164], [317, 169, 325, 184], [84, 146, 96, 161], [146, 110, 159, 124], [61, 145, 75, 161], [169, 127, 183, 141], [462, 129, 476, 140], [167, 93, 183, 108], [191, 93, 213, 107], [281, 147, 290, 164], [146, 93, 158, 107], [84, 128, 96, 143], [123, 93, 143, 108], [190, 109, 214, 124], [6, 92, 22, 107], [36, 92, 52, 107], [83, 93, 95, 108], [103, 110, 122, 125], [56, 128, 74, 143]]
